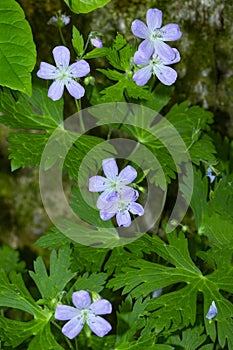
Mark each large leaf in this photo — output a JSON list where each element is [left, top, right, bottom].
[[108, 232, 233, 349], [0, 0, 36, 95], [0, 270, 53, 348], [64, 0, 111, 14]]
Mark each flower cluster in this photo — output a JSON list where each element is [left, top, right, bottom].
[[131, 8, 182, 86], [55, 290, 112, 339], [89, 158, 144, 227]]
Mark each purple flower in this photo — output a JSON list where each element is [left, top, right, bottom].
[[91, 37, 103, 48], [37, 46, 90, 101], [207, 167, 215, 183], [206, 301, 218, 320], [55, 290, 112, 339], [97, 187, 144, 227], [131, 8, 182, 60], [152, 288, 163, 298], [89, 158, 138, 203], [133, 48, 180, 86], [48, 14, 70, 27]]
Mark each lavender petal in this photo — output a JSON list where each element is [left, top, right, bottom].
[[97, 190, 118, 207], [159, 24, 182, 41], [131, 19, 149, 39], [91, 38, 103, 48], [121, 187, 139, 202], [55, 305, 80, 321], [118, 165, 137, 185], [87, 315, 112, 337], [69, 60, 90, 78], [161, 48, 180, 65], [138, 39, 154, 59], [89, 299, 112, 315], [134, 50, 150, 66], [129, 202, 144, 216], [66, 79, 85, 99], [154, 41, 176, 61], [206, 301, 218, 320], [116, 210, 131, 227], [48, 80, 64, 101], [62, 316, 85, 339], [89, 176, 109, 192], [37, 62, 58, 80], [72, 290, 91, 309], [154, 65, 177, 86], [100, 209, 116, 221], [102, 158, 118, 180], [133, 66, 152, 86], [152, 288, 163, 298], [146, 9, 162, 31], [53, 46, 70, 69]]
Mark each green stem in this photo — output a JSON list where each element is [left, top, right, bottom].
[[75, 338, 79, 350], [81, 34, 92, 58], [51, 321, 74, 350], [58, 26, 66, 46], [75, 99, 85, 133]]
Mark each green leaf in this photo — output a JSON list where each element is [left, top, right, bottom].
[[165, 101, 216, 165], [71, 246, 108, 274], [70, 185, 114, 228], [108, 232, 233, 348], [35, 228, 73, 249], [29, 246, 76, 299], [83, 47, 108, 59], [0, 87, 63, 130], [167, 326, 213, 349], [0, 316, 44, 348], [64, 0, 111, 14], [182, 168, 208, 228], [0, 87, 63, 170], [0, 0, 36, 95], [97, 68, 124, 81], [8, 133, 48, 171], [0, 270, 42, 314], [114, 296, 150, 349], [0, 245, 25, 274], [0, 270, 52, 348], [27, 323, 63, 350], [141, 83, 174, 112], [69, 272, 108, 294], [65, 134, 117, 181], [72, 26, 84, 56]]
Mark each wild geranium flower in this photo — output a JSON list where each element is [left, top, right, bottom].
[[37, 46, 90, 101], [152, 288, 163, 298], [207, 167, 215, 183], [133, 48, 180, 86], [89, 158, 138, 203], [131, 8, 182, 60], [48, 13, 70, 27], [206, 301, 218, 320], [97, 187, 144, 227], [55, 290, 112, 339], [91, 37, 103, 48]]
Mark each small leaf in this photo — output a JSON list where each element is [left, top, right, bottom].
[[72, 26, 84, 56]]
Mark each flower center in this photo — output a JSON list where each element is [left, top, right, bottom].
[[150, 28, 163, 40], [57, 66, 72, 84]]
